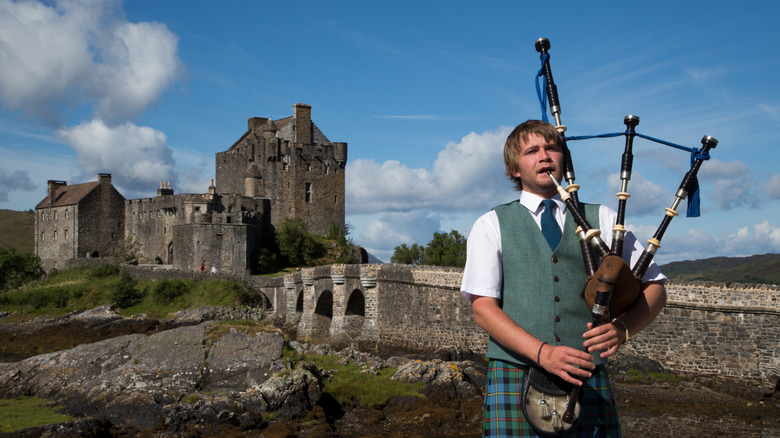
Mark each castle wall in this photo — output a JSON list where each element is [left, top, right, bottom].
[[35, 205, 78, 271], [172, 222, 257, 275], [77, 183, 125, 259]]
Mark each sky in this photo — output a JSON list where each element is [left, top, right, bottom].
[[1, 0, 779, 265]]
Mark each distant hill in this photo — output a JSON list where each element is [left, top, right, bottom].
[[659, 253, 780, 285], [0, 209, 34, 254]]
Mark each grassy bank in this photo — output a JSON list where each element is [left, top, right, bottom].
[[0, 265, 255, 322]]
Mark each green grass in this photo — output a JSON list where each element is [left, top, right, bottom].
[[0, 265, 258, 322], [625, 369, 683, 384], [0, 396, 73, 432], [0, 209, 34, 254], [304, 353, 424, 408]]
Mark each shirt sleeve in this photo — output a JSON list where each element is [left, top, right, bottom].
[[460, 211, 503, 302], [598, 205, 667, 284]]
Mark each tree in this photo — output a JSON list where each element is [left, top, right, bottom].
[[390, 230, 467, 268], [391, 243, 425, 265], [423, 230, 467, 268], [110, 270, 143, 309], [0, 248, 43, 290], [275, 218, 323, 267]]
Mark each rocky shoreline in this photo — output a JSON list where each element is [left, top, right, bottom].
[[0, 307, 778, 437]]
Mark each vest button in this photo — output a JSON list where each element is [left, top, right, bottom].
[[552, 257, 558, 263], [555, 336, 561, 342], [553, 276, 560, 282], [554, 296, 560, 302], [554, 316, 561, 322]]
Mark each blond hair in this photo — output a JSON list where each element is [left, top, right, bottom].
[[504, 120, 564, 191]]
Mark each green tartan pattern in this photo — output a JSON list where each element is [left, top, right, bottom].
[[484, 360, 621, 437]]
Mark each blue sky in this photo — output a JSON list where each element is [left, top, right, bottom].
[[1, 0, 779, 264]]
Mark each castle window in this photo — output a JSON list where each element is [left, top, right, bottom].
[[41, 232, 44, 241], [65, 210, 68, 219], [54, 211, 57, 220], [305, 183, 313, 203], [64, 229, 68, 239], [325, 166, 329, 175], [54, 230, 57, 240], [283, 163, 289, 171], [307, 164, 311, 172]]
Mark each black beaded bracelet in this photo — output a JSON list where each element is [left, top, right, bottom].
[[536, 342, 547, 367]]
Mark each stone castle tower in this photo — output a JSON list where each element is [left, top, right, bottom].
[[35, 103, 347, 275], [216, 103, 347, 236]]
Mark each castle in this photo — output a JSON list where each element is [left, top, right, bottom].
[[34, 103, 347, 275]]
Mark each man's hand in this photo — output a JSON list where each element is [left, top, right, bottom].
[[583, 322, 624, 359], [538, 343, 595, 386]]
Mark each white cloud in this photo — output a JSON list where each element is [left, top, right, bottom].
[[346, 126, 513, 215], [56, 119, 175, 194], [606, 171, 666, 217], [0, 0, 180, 123], [659, 220, 780, 263], [351, 210, 442, 262], [94, 20, 181, 123], [698, 159, 757, 210], [767, 174, 780, 199]]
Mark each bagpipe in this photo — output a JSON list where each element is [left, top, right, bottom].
[[520, 38, 718, 436]]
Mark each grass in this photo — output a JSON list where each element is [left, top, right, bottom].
[[304, 353, 424, 408], [0, 396, 73, 432], [0, 265, 258, 322], [625, 368, 683, 384]]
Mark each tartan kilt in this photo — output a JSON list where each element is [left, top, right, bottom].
[[483, 359, 621, 438]]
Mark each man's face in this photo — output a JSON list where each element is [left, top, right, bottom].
[[513, 132, 564, 198]]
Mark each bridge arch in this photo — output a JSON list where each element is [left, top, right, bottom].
[[311, 289, 333, 338]]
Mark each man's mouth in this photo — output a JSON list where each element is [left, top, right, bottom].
[[538, 166, 555, 174]]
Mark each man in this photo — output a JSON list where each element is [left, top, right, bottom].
[[460, 120, 667, 437]]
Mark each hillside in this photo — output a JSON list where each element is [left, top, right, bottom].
[[0, 209, 34, 254], [659, 253, 780, 284]]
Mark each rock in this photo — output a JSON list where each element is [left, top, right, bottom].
[[0, 322, 294, 432], [391, 359, 485, 401]]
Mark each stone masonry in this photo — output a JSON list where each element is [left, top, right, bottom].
[[211, 263, 779, 395]]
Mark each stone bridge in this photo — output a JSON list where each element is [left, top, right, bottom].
[[131, 262, 779, 394]]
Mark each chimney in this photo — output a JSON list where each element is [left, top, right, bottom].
[[293, 103, 312, 145], [248, 117, 268, 132], [157, 181, 174, 197], [98, 173, 112, 185], [47, 180, 67, 206]]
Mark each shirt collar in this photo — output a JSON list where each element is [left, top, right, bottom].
[[519, 191, 566, 214]]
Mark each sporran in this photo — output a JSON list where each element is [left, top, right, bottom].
[[520, 365, 581, 436]]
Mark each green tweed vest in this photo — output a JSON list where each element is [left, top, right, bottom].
[[486, 200, 605, 366]]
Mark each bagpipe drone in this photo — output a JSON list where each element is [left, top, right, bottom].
[[520, 38, 717, 436]]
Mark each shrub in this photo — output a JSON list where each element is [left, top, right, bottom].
[[152, 279, 188, 304], [111, 271, 143, 309], [0, 248, 44, 290], [90, 264, 120, 279]]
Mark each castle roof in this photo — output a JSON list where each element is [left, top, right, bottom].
[[35, 181, 100, 209], [227, 114, 331, 152]]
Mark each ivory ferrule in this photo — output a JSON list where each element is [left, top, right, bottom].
[[616, 191, 630, 200], [645, 238, 661, 252], [566, 183, 580, 193], [664, 207, 678, 217]]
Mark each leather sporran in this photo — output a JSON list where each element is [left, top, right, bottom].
[[521, 366, 581, 436]]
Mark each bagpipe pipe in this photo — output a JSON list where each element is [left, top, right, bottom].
[[523, 38, 718, 434]]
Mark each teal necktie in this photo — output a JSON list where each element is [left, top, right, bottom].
[[540, 199, 561, 250]]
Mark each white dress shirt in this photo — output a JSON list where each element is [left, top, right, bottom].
[[460, 191, 666, 301]]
